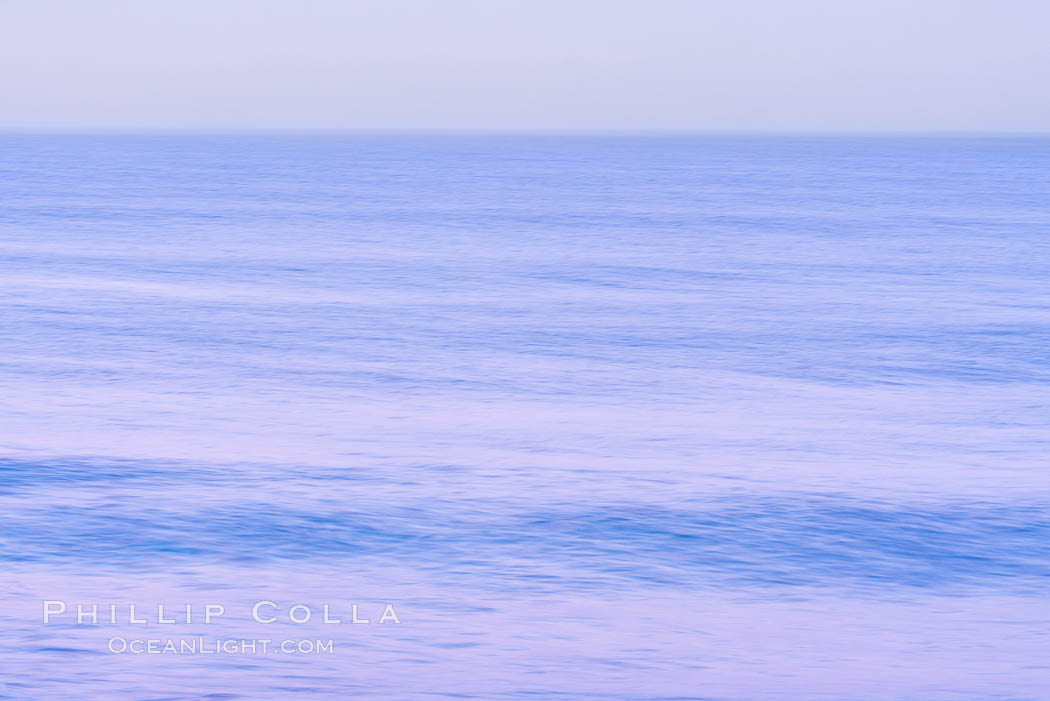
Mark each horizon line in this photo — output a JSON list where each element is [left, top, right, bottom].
[[3, 127, 1050, 137]]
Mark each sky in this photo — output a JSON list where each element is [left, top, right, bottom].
[[1, 0, 1049, 132]]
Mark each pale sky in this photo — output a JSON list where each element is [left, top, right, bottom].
[[2, 0, 1049, 131]]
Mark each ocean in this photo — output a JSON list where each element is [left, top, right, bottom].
[[0, 134, 1047, 699]]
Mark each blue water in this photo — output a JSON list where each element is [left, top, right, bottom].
[[1, 134, 1048, 699]]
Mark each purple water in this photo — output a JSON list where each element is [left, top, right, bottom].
[[1, 134, 1048, 699]]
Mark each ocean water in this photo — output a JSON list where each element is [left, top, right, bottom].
[[0, 134, 1048, 700]]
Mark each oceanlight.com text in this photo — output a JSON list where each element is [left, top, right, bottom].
[[108, 637, 335, 655]]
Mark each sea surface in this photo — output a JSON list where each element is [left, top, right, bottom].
[[0, 134, 1047, 699]]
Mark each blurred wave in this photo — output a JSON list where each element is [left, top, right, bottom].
[[1, 457, 1048, 595]]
